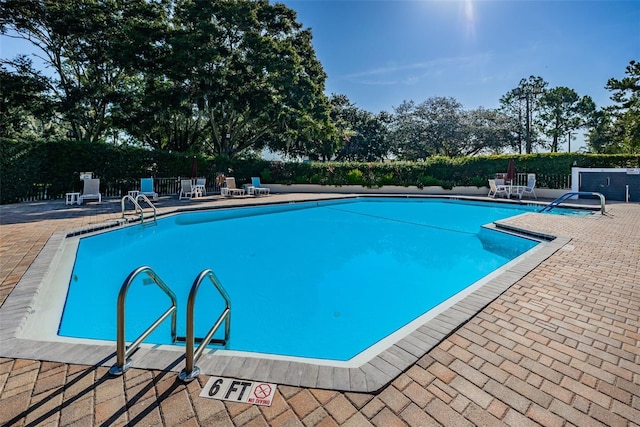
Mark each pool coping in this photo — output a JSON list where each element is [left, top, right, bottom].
[[0, 201, 571, 393]]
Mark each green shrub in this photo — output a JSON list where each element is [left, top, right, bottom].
[[346, 169, 364, 184], [260, 168, 273, 183]]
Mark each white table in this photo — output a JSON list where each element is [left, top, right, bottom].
[[243, 184, 255, 195], [65, 192, 80, 205], [127, 190, 140, 199], [506, 185, 526, 199]]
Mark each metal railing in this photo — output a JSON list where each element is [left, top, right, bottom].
[[109, 266, 178, 376], [22, 176, 223, 202], [179, 269, 231, 382], [540, 191, 606, 215], [501, 172, 571, 189], [121, 194, 157, 225], [136, 194, 157, 224]]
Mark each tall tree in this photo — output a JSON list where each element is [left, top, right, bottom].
[[499, 76, 548, 153], [538, 87, 595, 152], [499, 90, 525, 154], [1, 0, 166, 143], [604, 60, 640, 153], [390, 97, 467, 159], [586, 109, 622, 153], [0, 61, 59, 140], [462, 107, 515, 155], [330, 94, 390, 161], [142, 0, 335, 158]]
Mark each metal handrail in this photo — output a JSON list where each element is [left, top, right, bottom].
[[179, 269, 231, 382], [135, 194, 157, 224], [121, 195, 143, 224], [109, 266, 178, 375], [540, 191, 606, 215]]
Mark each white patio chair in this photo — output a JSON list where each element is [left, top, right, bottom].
[[179, 179, 201, 200], [221, 177, 245, 197], [487, 179, 508, 198], [79, 178, 102, 204], [521, 174, 537, 199]]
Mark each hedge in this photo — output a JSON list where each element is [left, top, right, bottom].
[[1, 138, 638, 204]]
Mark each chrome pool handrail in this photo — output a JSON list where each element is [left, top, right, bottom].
[[539, 191, 606, 215], [179, 269, 231, 382], [121, 194, 157, 225], [121, 195, 143, 224], [135, 194, 157, 224], [109, 266, 178, 376]]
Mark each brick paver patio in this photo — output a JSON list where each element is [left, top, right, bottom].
[[1, 194, 638, 426]]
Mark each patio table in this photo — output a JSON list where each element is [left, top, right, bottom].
[[506, 185, 526, 199]]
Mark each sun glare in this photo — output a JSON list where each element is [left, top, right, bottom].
[[461, 0, 477, 41]]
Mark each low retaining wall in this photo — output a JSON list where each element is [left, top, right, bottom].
[[265, 184, 567, 199]]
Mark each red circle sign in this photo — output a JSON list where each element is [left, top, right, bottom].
[[253, 384, 272, 399]]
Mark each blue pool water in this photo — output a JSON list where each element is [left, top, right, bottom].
[[59, 198, 542, 360]]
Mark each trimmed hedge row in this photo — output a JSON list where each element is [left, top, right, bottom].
[[268, 154, 639, 189], [1, 139, 638, 204], [0, 139, 271, 204]]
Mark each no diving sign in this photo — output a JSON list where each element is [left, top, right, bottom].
[[199, 376, 277, 406]]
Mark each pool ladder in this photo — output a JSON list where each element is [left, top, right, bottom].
[[539, 191, 606, 215], [109, 267, 231, 382], [121, 194, 157, 225]]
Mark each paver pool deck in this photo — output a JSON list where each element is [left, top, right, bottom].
[[0, 193, 638, 426]]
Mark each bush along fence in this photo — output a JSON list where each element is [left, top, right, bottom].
[[1, 139, 638, 204]]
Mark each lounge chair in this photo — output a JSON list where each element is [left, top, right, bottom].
[[194, 177, 206, 195], [140, 178, 158, 201], [250, 177, 270, 196], [521, 174, 537, 199], [179, 179, 201, 200], [220, 177, 245, 197], [487, 179, 507, 198], [79, 178, 102, 204]]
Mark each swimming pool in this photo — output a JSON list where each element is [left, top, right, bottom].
[[3, 195, 576, 391], [58, 198, 540, 361]]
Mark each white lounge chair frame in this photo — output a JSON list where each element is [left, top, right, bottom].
[[521, 174, 537, 199], [221, 177, 245, 197], [250, 177, 270, 196], [79, 178, 102, 204], [179, 179, 202, 200], [194, 178, 207, 196]]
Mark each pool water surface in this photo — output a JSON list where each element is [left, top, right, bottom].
[[59, 198, 539, 361]]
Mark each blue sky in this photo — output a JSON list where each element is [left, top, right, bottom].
[[2, 0, 638, 152], [282, 0, 639, 116]]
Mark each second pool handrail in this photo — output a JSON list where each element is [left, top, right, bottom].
[[179, 269, 231, 382]]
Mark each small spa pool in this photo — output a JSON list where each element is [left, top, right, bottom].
[[57, 198, 546, 361]]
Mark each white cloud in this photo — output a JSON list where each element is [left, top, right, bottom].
[[344, 53, 495, 86]]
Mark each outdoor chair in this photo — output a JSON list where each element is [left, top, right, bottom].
[[79, 178, 102, 204], [521, 174, 537, 199], [250, 177, 270, 196], [487, 179, 508, 198], [179, 179, 201, 200], [221, 177, 245, 197], [140, 178, 158, 201]]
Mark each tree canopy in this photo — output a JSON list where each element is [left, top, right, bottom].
[[2, 1, 637, 158], [538, 87, 595, 152], [1, 0, 334, 156]]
